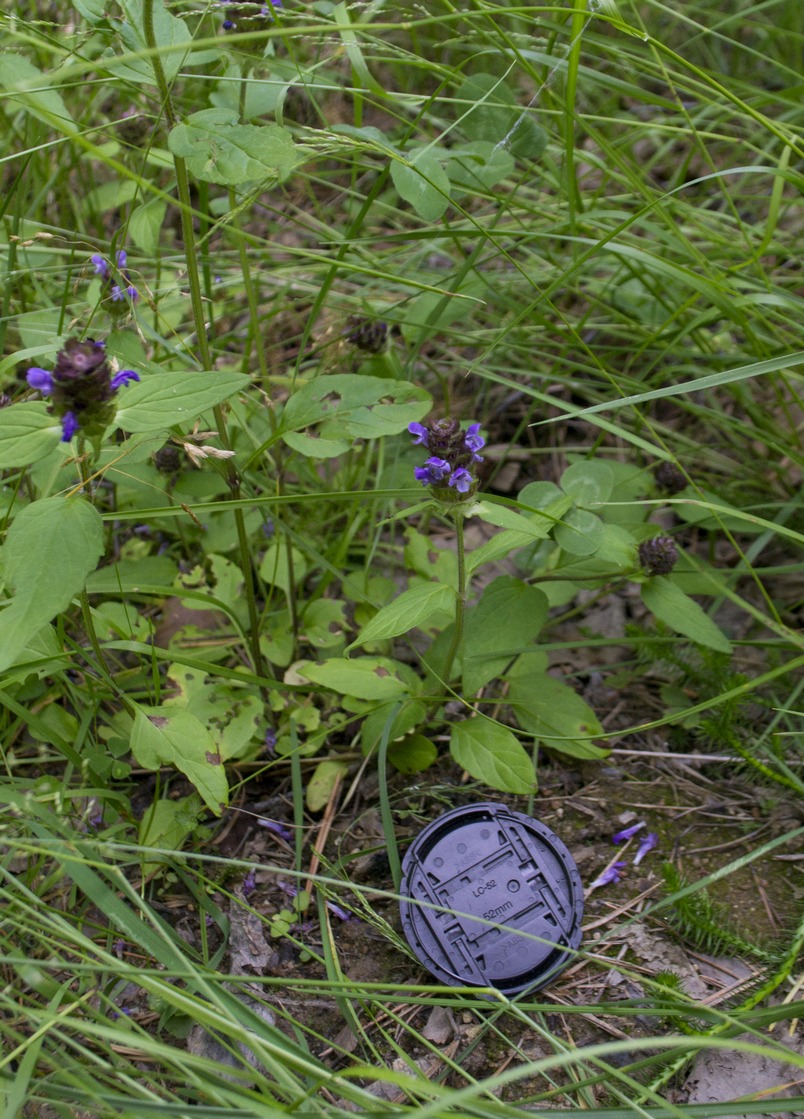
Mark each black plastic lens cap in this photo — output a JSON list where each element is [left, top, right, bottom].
[[399, 802, 583, 994]]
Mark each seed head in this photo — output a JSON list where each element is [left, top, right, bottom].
[[639, 536, 678, 576]]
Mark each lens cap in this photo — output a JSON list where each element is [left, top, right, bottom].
[[399, 802, 583, 994]]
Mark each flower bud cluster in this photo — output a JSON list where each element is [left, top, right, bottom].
[[409, 417, 485, 500], [345, 315, 388, 354], [27, 338, 140, 442]]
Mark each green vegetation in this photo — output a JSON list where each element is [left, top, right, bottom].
[[0, 0, 802, 1114]]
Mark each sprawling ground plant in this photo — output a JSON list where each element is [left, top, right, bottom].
[[0, 0, 802, 1114]]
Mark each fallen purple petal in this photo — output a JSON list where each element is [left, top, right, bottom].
[[325, 900, 353, 921], [589, 861, 627, 889], [613, 821, 645, 844], [259, 818, 292, 841], [242, 870, 257, 897], [633, 832, 658, 866]]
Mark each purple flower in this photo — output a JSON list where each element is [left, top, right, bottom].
[[449, 467, 473, 493], [264, 727, 277, 754], [115, 250, 127, 268], [589, 861, 626, 890], [409, 421, 429, 446], [242, 870, 257, 897], [633, 832, 658, 866], [464, 423, 485, 461], [277, 879, 298, 899], [27, 367, 54, 394], [613, 821, 645, 844], [258, 818, 292, 842], [91, 254, 110, 280], [222, 17, 235, 27], [414, 456, 451, 486], [110, 284, 125, 302], [61, 411, 80, 442], [110, 370, 140, 390], [126, 285, 139, 302]]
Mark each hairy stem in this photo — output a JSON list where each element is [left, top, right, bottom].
[[141, 0, 267, 679], [441, 510, 467, 685]]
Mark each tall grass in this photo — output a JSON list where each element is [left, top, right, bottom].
[[1, 0, 802, 1114]]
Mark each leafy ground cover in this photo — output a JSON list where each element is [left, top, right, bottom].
[[0, 0, 803, 1115]]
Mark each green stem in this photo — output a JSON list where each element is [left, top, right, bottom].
[[142, 0, 267, 680], [441, 510, 466, 685]]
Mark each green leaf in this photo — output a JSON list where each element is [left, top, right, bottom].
[[445, 140, 515, 192], [131, 705, 228, 815], [469, 499, 559, 539], [450, 719, 535, 794], [296, 657, 416, 700], [0, 54, 76, 135], [455, 74, 547, 162], [258, 543, 309, 596], [507, 658, 608, 759], [282, 431, 350, 459], [139, 794, 203, 854], [560, 461, 614, 505], [114, 371, 250, 433], [111, 0, 190, 84], [129, 197, 168, 255], [641, 576, 733, 653], [0, 403, 61, 468], [303, 599, 347, 649], [85, 556, 179, 593], [168, 110, 299, 186], [164, 665, 262, 762], [0, 496, 104, 674], [463, 577, 548, 695], [346, 582, 455, 653], [387, 733, 437, 775], [280, 374, 430, 443], [306, 759, 349, 812], [390, 147, 451, 221], [554, 508, 604, 556]]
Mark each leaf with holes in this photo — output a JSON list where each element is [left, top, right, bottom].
[[131, 706, 228, 815]]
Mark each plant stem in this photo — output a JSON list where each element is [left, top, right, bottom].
[[142, 0, 267, 680], [441, 509, 466, 686]]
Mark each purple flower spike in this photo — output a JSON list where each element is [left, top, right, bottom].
[[27, 367, 54, 394], [408, 421, 429, 447], [110, 370, 140, 391], [91, 254, 110, 279], [633, 833, 658, 866], [589, 861, 626, 890], [116, 250, 127, 268], [449, 467, 473, 493], [61, 411, 80, 442], [613, 821, 645, 844]]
